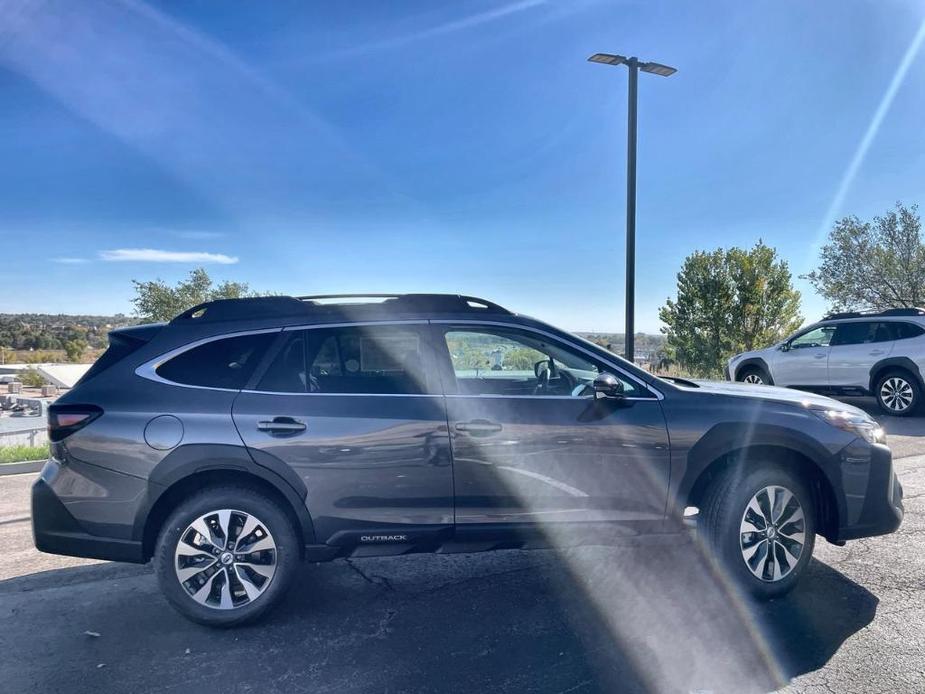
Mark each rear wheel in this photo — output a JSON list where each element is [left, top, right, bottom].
[[875, 370, 920, 416], [154, 486, 299, 627], [737, 366, 770, 385], [700, 463, 815, 600]]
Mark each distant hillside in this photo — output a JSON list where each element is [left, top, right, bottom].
[[0, 313, 134, 352], [576, 333, 666, 362]]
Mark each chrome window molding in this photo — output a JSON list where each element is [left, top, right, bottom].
[[136, 318, 662, 401], [430, 319, 663, 400], [239, 390, 441, 398]]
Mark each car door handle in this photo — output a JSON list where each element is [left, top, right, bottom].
[[869, 349, 886, 356], [814, 353, 827, 359], [257, 417, 306, 434], [455, 420, 503, 434]]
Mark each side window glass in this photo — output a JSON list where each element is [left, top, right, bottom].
[[256, 326, 433, 395], [257, 333, 305, 392], [790, 326, 835, 349], [893, 322, 925, 340], [871, 323, 894, 343], [157, 333, 276, 389], [831, 322, 874, 346], [443, 328, 640, 397]]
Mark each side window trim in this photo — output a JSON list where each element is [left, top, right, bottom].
[[430, 320, 659, 400]]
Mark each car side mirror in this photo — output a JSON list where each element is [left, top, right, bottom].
[[593, 373, 624, 398], [779, 342, 790, 352]]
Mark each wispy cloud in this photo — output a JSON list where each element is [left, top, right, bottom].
[[52, 257, 89, 264], [99, 248, 239, 264], [320, 0, 546, 60]]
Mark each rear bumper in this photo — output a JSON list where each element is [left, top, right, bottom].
[[834, 443, 903, 542], [32, 461, 145, 563]]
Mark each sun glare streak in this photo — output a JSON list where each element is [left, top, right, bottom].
[[461, 408, 789, 691], [0, 0, 424, 222], [816, 17, 925, 243]]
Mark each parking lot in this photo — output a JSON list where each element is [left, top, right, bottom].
[[1, 397, 923, 693]]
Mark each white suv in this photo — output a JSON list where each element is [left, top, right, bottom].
[[727, 309, 925, 416]]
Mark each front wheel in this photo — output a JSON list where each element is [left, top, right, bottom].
[[699, 464, 815, 600], [154, 486, 299, 627]]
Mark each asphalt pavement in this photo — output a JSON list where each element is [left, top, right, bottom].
[[1, 398, 923, 693]]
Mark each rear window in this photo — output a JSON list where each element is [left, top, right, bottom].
[[156, 332, 277, 389], [892, 322, 925, 340]]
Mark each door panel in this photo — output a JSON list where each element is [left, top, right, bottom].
[[446, 396, 671, 525], [435, 324, 671, 527], [828, 321, 894, 389], [232, 323, 453, 544], [233, 392, 453, 543], [773, 325, 835, 387]]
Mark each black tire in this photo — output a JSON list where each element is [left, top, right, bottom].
[[699, 462, 815, 600], [875, 369, 921, 417], [736, 366, 770, 386], [154, 485, 299, 627]]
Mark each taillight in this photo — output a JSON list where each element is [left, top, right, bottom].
[[48, 405, 103, 442]]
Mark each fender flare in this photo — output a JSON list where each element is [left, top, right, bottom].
[[676, 421, 845, 529], [868, 357, 925, 393], [135, 443, 315, 547], [733, 357, 774, 384]]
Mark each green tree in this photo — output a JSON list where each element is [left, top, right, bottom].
[[659, 241, 803, 377], [19, 368, 46, 387], [131, 268, 256, 323], [804, 203, 925, 311], [64, 339, 88, 362]]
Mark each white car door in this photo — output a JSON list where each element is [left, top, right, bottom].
[[772, 324, 836, 387], [828, 321, 894, 390]]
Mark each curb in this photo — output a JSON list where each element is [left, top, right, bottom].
[[0, 460, 45, 476]]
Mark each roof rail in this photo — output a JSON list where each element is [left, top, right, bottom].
[[170, 293, 512, 323], [823, 307, 925, 320], [878, 307, 925, 316], [297, 293, 512, 314], [170, 296, 307, 324]]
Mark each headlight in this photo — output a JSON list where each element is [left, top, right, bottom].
[[811, 407, 886, 444]]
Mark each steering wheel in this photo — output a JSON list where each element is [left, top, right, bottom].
[[533, 363, 551, 395]]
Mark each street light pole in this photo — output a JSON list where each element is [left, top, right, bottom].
[[624, 57, 638, 363], [588, 52, 676, 363]]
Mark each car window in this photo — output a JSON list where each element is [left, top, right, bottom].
[[831, 321, 877, 346], [789, 325, 835, 349], [442, 327, 640, 397], [256, 325, 434, 395], [156, 332, 277, 389], [891, 322, 925, 340]]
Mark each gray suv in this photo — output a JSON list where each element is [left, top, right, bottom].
[[33, 294, 904, 626]]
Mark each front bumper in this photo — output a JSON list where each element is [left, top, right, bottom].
[[833, 442, 903, 542], [32, 460, 145, 563]]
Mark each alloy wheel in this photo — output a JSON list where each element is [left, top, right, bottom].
[[880, 377, 914, 413], [739, 485, 805, 582], [174, 509, 277, 610], [743, 373, 764, 385]]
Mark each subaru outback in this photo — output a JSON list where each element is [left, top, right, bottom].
[[33, 294, 904, 626], [728, 308, 925, 416]]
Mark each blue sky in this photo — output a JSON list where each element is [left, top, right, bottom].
[[1, 0, 924, 332]]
